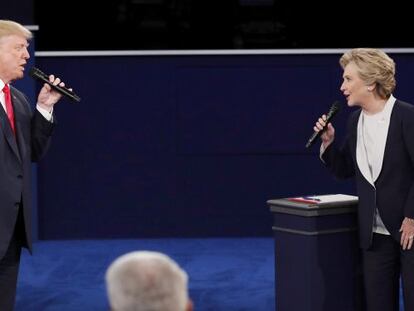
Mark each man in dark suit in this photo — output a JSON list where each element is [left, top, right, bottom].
[[0, 19, 67, 310], [314, 48, 414, 311]]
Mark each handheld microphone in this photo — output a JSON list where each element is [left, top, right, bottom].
[[305, 101, 341, 148], [29, 67, 81, 103]]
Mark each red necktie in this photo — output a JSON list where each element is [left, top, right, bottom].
[[2, 84, 15, 135]]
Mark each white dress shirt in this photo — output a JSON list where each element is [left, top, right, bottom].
[[0, 79, 53, 122]]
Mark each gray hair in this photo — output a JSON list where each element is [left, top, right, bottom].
[[106, 251, 189, 311], [0, 20, 32, 41]]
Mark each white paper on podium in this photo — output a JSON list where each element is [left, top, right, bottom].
[[304, 194, 358, 204]]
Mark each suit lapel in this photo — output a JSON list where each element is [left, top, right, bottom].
[[381, 101, 399, 170], [12, 90, 27, 162], [349, 110, 359, 162], [353, 99, 397, 186], [0, 90, 21, 163]]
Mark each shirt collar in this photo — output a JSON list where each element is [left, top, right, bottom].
[[383, 94, 396, 120], [362, 94, 396, 122]]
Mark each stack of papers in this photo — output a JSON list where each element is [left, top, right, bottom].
[[287, 194, 358, 206]]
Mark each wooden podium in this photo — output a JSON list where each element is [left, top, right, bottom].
[[268, 194, 363, 311]]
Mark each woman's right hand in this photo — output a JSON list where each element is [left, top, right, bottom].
[[313, 114, 335, 147]]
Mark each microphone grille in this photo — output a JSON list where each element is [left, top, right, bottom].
[[325, 100, 341, 121], [28, 67, 36, 77], [331, 100, 341, 113], [29, 67, 48, 79]]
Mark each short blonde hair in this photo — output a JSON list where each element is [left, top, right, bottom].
[[106, 251, 189, 311], [0, 20, 32, 41], [340, 48, 396, 99]]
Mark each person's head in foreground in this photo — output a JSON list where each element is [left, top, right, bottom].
[[106, 251, 193, 311]]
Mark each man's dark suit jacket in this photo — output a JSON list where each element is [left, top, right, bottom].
[[0, 85, 54, 259], [322, 100, 414, 249]]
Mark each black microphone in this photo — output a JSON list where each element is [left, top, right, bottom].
[[29, 67, 81, 103], [305, 101, 341, 148]]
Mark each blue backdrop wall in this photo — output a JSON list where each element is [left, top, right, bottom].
[[34, 53, 414, 239]]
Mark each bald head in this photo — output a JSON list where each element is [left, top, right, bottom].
[[106, 251, 192, 311]]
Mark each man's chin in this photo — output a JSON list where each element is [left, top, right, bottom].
[[14, 72, 24, 79]]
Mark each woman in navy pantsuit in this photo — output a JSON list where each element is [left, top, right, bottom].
[[314, 48, 414, 311]]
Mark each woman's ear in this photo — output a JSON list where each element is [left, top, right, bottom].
[[367, 84, 375, 92]]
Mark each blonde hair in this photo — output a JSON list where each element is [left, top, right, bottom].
[[340, 48, 396, 99], [0, 20, 32, 41], [106, 251, 189, 311]]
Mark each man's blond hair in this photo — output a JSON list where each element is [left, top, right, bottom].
[[0, 20, 32, 41]]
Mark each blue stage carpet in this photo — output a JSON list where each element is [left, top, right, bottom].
[[15, 238, 275, 311], [15, 238, 407, 310]]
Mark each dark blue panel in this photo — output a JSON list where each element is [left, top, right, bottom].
[[177, 65, 332, 153], [38, 54, 414, 239], [35, 58, 176, 153]]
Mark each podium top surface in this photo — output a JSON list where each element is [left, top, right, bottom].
[[268, 194, 358, 217]]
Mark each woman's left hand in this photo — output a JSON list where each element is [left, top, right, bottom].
[[400, 217, 414, 250]]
